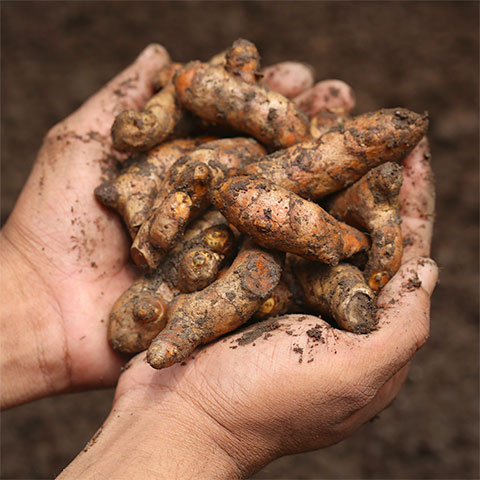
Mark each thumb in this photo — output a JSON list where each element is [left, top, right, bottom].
[[69, 44, 171, 136], [348, 256, 438, 388]]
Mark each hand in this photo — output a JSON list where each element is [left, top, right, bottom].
[[58, 108, 437, 478], [1, 45, 173, 407], [0, 47, 319, 409]]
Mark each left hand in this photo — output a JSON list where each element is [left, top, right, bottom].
[[0, 45, 321, 409], [1, 44, 171, 407]]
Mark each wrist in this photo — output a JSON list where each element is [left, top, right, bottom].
[[59, 388, 252, 479], [0, 229, 70, 408]]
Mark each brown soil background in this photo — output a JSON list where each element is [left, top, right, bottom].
[[1, 2, 478, 479]]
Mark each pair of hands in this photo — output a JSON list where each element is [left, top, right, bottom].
[[1, 44, 437, 478]]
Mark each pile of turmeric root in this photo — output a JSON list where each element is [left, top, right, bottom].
[[96, 39, 429, 370]]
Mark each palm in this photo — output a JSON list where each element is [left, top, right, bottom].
[[4, 46, 171, 387], [6, 118, 142, 386]]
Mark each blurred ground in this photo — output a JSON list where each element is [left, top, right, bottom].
[[1, 2, 479, 479]]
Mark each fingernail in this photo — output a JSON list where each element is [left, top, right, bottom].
[[135, 43, 170, 63], [415, 257, 438, 296]]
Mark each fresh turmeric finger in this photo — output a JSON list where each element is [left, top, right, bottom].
[[310, 107, 349, 139], [94, 137, 216, 237], [172, 224, 236, 292], [292, 258, 377, 334], [108, 276, 174, 354], [177, 249, 221, 293], [109, 211, 235, 353], [242, 108, 428, 200], [253, 281, 295, 320], [210, 175, 369, 265], [111, 78, 183, 152], [145, 137, 265, 254], [152, 62, 183, 92], [327, 162, 404, 291], [147, 241, 283, 369], [224, 38, 261, 84], [174, 40, 310, 150], [130, 138, 261, 270]]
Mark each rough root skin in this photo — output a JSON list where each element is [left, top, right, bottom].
[[174, 40, 310, 150], [242, 108, 428, 200], [253, 281, 295, 320], [327, 162, 404, 291], [147, 241, 283, 369], [94, 138, 215, 237], [224, 38, 261, 84], [293, 259, 377, 333], [111, 83, 182, 152], [108, 277, 172, 354], [109, 212, 235, 354], [144, 137, 265, 255], [210, 175, 369, 265], [152, 63, 183, 92], [310, 108, 349, 139]]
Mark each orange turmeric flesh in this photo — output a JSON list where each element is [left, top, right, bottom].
[[147, 241, 283, 369], [94, 137, 215, 237], [210, 175, 369, 265], [242, 108, 428, 200], [174, 41, 310, 150], [326, 162, 404, 291]]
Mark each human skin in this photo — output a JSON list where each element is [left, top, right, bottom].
[[1, 44, 437, 479], [0, 44, 340, 409]]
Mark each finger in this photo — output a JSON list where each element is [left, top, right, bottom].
[[68, 43, 171, 137], [347, 257, 438, 388], [261, 62, 315, 99], [399, 137, 435, 261], [293, 79, 356, 118]]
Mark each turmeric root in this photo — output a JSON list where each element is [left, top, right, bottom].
[[140, 137, 265, 256], [108, 276, 173, 354], [164, 219, 237, 292], [111, 64, 184, 152], [147, 240, 283, 369], [292, 258, 377, 333], [174, 39, 310, 149], [224, 38, 261, 84], [242, 108, 428, 200], [326, 162, 404, 291], [129, 138, 259, 270], [152, 62, 183, 92], [109, 211, 235, 353], [210, 175, 369, 265], [94, 137, 215, 237], [253, 281, 295, 320], [310, 107, 349, 139]]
